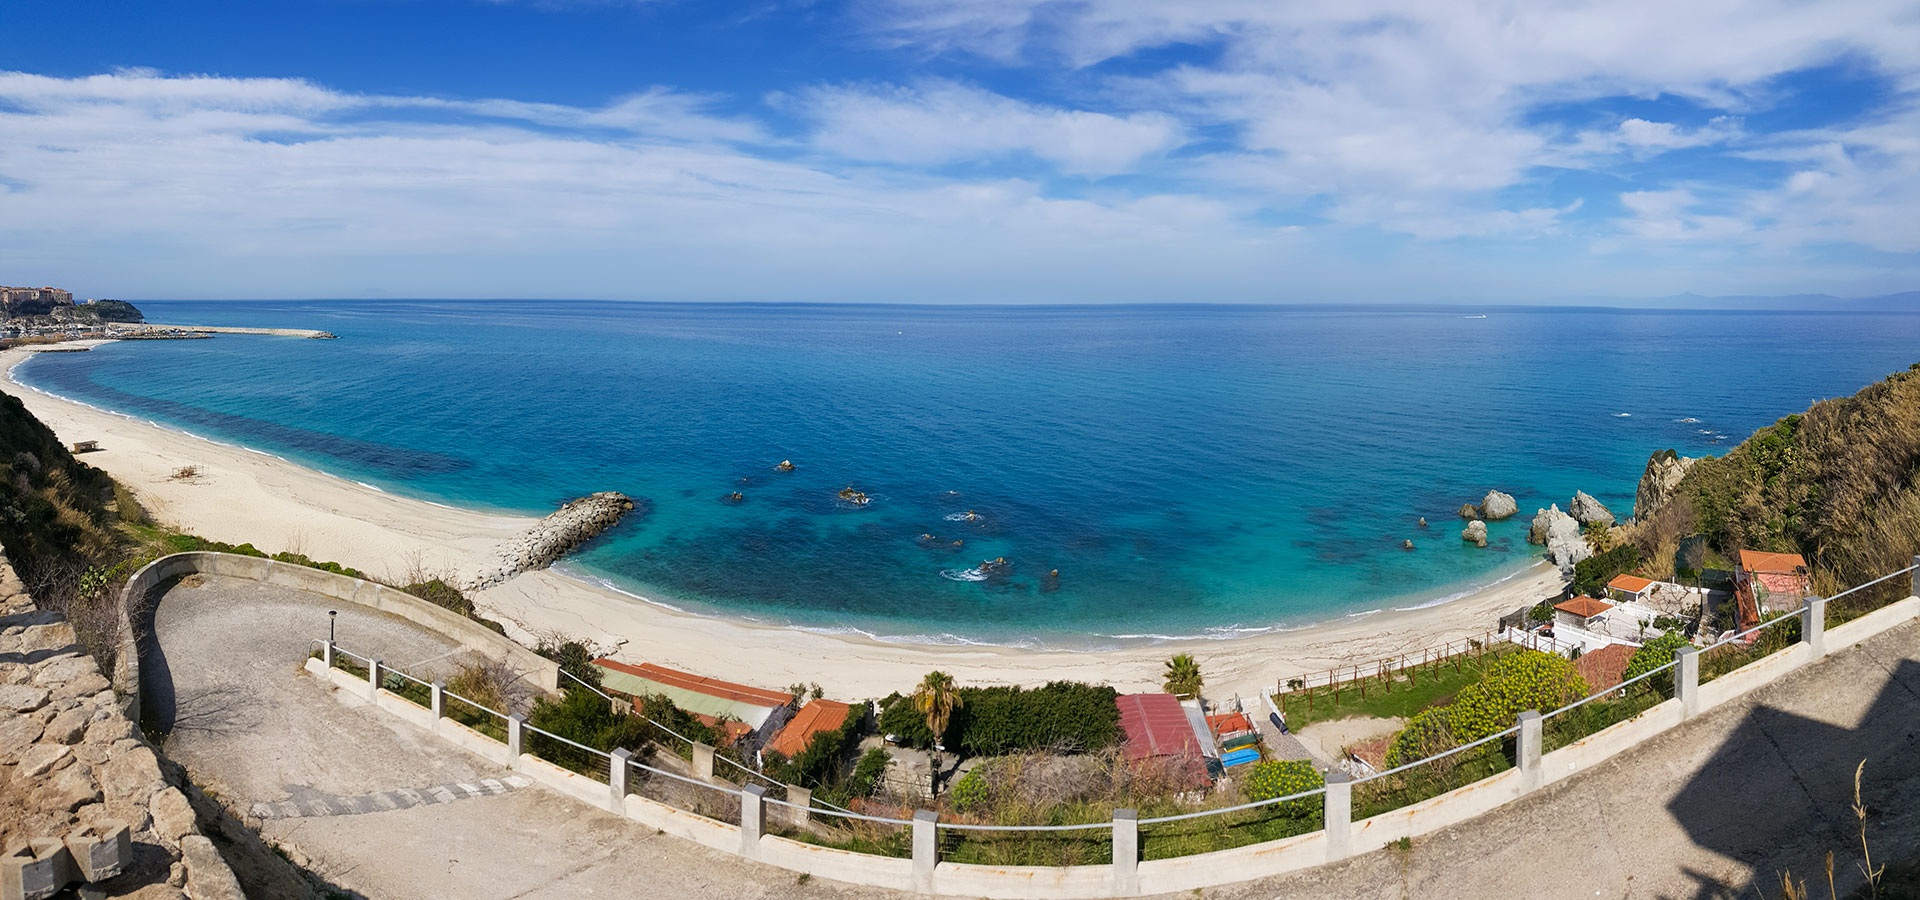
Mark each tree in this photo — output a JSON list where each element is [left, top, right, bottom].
[[1163, 653, 1204, 700], [912, 670, 963, 795]]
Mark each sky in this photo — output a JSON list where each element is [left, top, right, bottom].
[[1, 0, 1917, 303]]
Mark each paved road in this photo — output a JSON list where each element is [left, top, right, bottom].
[[146, 573, 1920, 900]]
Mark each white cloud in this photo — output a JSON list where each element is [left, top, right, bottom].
[[790, 80, 1184, 175]]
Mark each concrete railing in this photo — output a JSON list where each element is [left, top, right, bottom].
[[117, 551, 562, 720], [309, 560, 1920, 898]]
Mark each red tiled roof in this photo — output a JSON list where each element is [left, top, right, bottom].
[[767, 699, 852, 759], [1116, 693, 1201, 760], [1608, 574, 1654, 593], [1574, 643, 1637, 693], [594, 659, 794, 708], [1555, 596, 1614, 618], [1739, 550, 1807, 574]]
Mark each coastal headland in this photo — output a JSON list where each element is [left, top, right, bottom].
[[0, 342, 1562, 701]]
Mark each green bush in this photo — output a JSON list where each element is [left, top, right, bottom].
[[879, 682, 1120, 756], [535, 638, 602, 689], [951, 768, 988, 812], [1241, 760, 1325, 816], [1384, 707, 1456, 768], [1621, 632, 1692, 694], [1446, 651, 1588, 742], [402, 578, 472, 615], [837, 747, 891, 804], [527, 683, 654, 775]]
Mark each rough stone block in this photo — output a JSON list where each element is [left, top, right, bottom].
[[0, 685, 50, 713], [48, 764, 103, 812], [101, 746, 162, 807], [81, 718, 133, 747], [18, 743, 72, 778], [1, 838, 73, 900], [179, 836, 244, 900], [149, 788, 197, 849], [0, 712, 45, 755], [62, 821, 130, 883], [43, 708, 88, 745]]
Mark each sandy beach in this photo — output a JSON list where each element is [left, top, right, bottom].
[[1, 343, 1564, 702]]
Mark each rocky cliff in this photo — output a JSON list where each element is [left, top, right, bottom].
[[463, 491, 635, 591], [1632, 450, 1697, 521]]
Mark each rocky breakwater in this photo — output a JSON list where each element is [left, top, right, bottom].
[[0, 555, 242, 900], [464, 491, 636, 591]]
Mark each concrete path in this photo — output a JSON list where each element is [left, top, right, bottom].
[[146, 572, 1920, 900]]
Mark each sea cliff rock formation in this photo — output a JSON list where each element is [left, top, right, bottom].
[[1458, 503, 1481, 519], [464, 492, 635, 591], [1462, 520, 1488, 547], [1537, 505, 1590, 577], [1569, 490, 1615, 528], [1633, 450, 1698, 521], [1480, 490, 1518, 520]]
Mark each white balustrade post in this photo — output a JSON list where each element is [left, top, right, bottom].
[[692, 742, 716, 781], [1803, 597, 1827, 658], [1323, 771, 1352, 862], [1913, 555, 1920, 601], [366, 658, 382, 699], [430, 680, 445, 722], [1517, 710, 1543, 793], [507, 713, 524, 768], [739, 785, 766, 859], [609, 748, 631, 813], [911, 810, 939, 893], [786, 785, 812, 828], [1675, 647, 1699, 718], [320, 640, 334, 668], [1110, 808, 1139, 896]]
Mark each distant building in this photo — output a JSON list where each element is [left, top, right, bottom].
[[0, 285, 76, 318], [590, 659, 795, 752], [1734, 550, 1811, 615]]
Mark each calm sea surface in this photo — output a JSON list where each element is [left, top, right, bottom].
[[18, 301, 1920, 647]]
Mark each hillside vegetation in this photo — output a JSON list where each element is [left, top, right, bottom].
[[1630, 362, 1920, 604]]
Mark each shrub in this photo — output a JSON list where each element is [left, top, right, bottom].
[[951, 768, 988, 812], [1241, 760, 1325, 816], [881, 682, 1120, 756], [1571, 544, 1642, 597], [1385, 707, 1456, 768], [528, 682, 653, 773], [1446, 651, 1588, 742], [402, 578, 472, 616], [534, 636, 601, 689], [1622, 632, 1692, 694], [842, 747, 891, 801]]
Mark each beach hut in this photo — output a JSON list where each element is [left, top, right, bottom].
[[1553, 596, 1613, 631], [767, 699, 852, 760], [1606, 574, 1654, 605], [1116, 693, 1211, 786]]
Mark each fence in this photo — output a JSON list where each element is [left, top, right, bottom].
[[302, 558, 1920, 898], [1272, 631, 1496, 695]]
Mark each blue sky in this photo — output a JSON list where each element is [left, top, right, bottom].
[[1, 0, 1917, 303]]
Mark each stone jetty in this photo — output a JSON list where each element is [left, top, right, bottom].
[[463, 492, 635, 591]]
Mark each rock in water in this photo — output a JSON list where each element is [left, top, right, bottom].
[[1458, 503, 1481, 520], [1527, 507, 1554, 545], [1569, 491, 1615, 528], [1403, 539, 1415, 550], [1634, 450, 1697, 521], [1480, 490, 1518, 520], [463, 492, 635, 591], [1462, 520, 1488, 547]]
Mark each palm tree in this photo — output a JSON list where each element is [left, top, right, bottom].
[[912, 670, 962, 795], [1163, 653, 1203, 700]]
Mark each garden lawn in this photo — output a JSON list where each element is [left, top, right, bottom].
[[1276, 646, 1517, 732]]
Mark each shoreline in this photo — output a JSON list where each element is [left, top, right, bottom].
[[1, 342, 1564, 700]]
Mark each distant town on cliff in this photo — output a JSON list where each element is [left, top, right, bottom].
[[0, 285, 144, 337]]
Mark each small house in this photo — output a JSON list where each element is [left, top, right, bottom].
[[1116, 693, 1212, 786], [1553, 596, 1613, 631], [1606, 574, 1654, 605], [767, 699, 852, 761], [592, 659, 795, 752], [1735, 550, 1811, 614]]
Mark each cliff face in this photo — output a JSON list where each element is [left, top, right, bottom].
[[1635, 363, 1920, 592], [1633, 450, 1697, 522]]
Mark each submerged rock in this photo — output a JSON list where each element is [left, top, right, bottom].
[[1634, 450, 1697, 521], [1569, 490, 1615, 528], [1481, 490, 1518, 520], [1462, 520, 1488, 547]]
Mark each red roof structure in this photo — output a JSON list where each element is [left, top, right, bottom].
[[1206, 711, 1253, 737], [767, 699, 852, 759], [1574, 643, 1637, 693], [1116, 693, 1202, 760], [1555, 596, 1614, 619], [1608, 574, 1654, 594], [1738, 550, 1807, 574]]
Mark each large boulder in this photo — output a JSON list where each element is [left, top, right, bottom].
[[1543, 507, 1591, 578], [1634, 450, 1697, 521], [1569, 491, 1615, 528], [1527, 507, 1554, 545], [1481, 490, 1518, 520], [1462, 520, 1488, 547]]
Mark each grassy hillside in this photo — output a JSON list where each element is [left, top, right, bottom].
[[1631, 363, 1920, 607]]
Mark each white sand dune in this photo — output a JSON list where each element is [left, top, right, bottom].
[[2, 343, 1564, 701]]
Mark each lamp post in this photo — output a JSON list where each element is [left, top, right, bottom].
[[329, 610, 337, 643]]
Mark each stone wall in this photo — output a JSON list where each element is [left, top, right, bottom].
[[0, 552, 242, 900]]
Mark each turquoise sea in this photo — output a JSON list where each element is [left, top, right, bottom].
[[16, 301, 1920, 648]]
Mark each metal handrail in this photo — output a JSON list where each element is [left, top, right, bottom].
[[1139, 786, 1327, 824]]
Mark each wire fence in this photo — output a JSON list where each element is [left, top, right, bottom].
[[307, 560, 1917, 868]]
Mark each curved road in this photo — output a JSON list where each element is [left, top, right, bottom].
[[146, 572, 1920, 899]]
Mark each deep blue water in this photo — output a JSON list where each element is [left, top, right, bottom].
[[18, 301, 1920, 647]]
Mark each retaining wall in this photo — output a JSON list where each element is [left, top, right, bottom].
[[116, 552, 562, 718]]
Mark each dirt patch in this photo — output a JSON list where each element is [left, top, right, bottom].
[[1295, 715, 1405, 763]]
